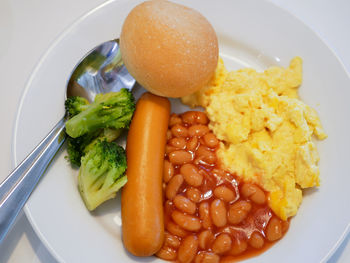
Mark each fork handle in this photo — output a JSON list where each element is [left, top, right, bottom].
[[0, 118, 66, 243]]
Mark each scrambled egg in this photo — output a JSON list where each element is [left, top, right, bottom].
[[182, 57, 327, 220]]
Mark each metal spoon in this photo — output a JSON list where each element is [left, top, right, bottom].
[[0, 39, 135, 243]]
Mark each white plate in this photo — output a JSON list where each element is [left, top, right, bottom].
[[13, 0, 350, 262]]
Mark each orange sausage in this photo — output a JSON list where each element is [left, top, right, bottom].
[[121, 92, 170, 256]]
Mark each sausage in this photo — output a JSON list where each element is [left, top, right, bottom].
[[121, 92, 170, 256]]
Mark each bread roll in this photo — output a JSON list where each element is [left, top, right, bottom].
[[120, 0, 218, 98]]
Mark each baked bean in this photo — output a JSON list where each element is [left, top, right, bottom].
[[186, 136, 199, 152], [199, 202, 212, 229], [229, 238, 248, 255], [164, 232, 181, 248], [166, 174, 184, 200], [180, 163, 203, 187], [163, 160, 174, 183], [195, 145, 216, 164], [166, 130, 172, 140], [166, 221, 188, 238], [186, 187, 202, 203], [198, 230, 215, 250], [266, 217, 282, 241], [171, 210, 201, 232], [241, 183, 266, 204], [213, 186, 236, 202], [181, 111, 197, 125], [174, 195, 196, 214], [227, 201, 252, 225], [165, 145, 177, 154], [181, 111, 208, 125], [212, 233, 232, 254], [177, 235, 199, 263], [248, 231, 264, 249], [188, 125, 210, 137], [210, 199, 227, 227], [203, 133, 219, 148], [156, 246, 177, 261], [194, 112, 208, 125], [282, 220, 290, 233], [169, 150, 193, 165], [169, 114, 182, 127], [195, 252, 219, 263], [162, 111, 289, 262], [169, 137, 187, 149], [171, 124, 188, 137]]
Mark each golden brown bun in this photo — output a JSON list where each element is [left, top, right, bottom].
[[120, 0, 218, 98]]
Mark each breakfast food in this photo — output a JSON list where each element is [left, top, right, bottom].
[[63, 1, 328, 261], [120, 0, 218, 98], [121, 92, 170, 256], [182, 57, 327, 220], [157, 111, 289, 262]]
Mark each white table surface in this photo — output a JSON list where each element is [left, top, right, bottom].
[[0, 0, 349, 262]]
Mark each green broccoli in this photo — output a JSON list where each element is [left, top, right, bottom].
[[66, 129, 100, 167], [78, 140, 127, 211], [65, 88, 135, 138], [65, 96, 90, 117]]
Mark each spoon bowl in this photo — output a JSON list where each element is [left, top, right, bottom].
[[67, 39, 135, 102], [0, 38, 135, 243]]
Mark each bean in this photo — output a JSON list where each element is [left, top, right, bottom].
[[282, 220, 290, 233], [195, 252, 219, 263], [199, 202, 212, 229], [212, 233, 232, 254], [195, 145, 216, 164], [188, 125, 210, 137], [169, 137, 187, 149], [164, 200, 173, 222], [171, 124, 188, 137], [241, 183, 266, 205], [213, 186, 236, 202], [227, 201, 252, 225], [166, 221, 188, 237], [181, 111, 198, 124], [164, 232, 181, 248], [248, 231, 265, 249], [186, 136, 198, 151], [156, 246, 177, 260], [163, 160, 174, 183], [203, 133, 219, 148], [186, 187, 202, 203], [165, 145, 177, 154], [178, 235, 199, 263], [194, 112, 209, 125], [180, 163, 203, 187], [210, 199, 227, 227], [166, 130, 172, 140], [171, 210, 201, 232], [229, 238, 248, 255], [169, 114, 182, 126], [181, 111, 208, 125], [266, 217, 283, 241], [166, 174, 184, 200], [198, 230, 215, 250], [169, 150, 193, 165], [174, 195, 197, 214]]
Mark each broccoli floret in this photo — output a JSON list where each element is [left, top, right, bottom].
[[66, 129, 100, 166], [65, 89, 135, 138], [78, 140, 127, 211], [65, 96, 90, 117], [66, 128, 122, 167], [83, 128, 122, 154]]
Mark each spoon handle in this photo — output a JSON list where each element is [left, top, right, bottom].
[[0, 118, 66, 243]]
